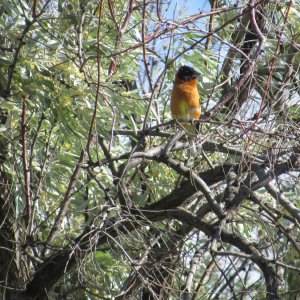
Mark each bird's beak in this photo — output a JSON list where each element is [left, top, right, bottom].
[[194, 70, 201, 77], [193, 70, 201, 80]]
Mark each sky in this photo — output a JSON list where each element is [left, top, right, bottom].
[[168, 0, 211, 19]]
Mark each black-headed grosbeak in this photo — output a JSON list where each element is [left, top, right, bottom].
[[171, 65, 201, 155]]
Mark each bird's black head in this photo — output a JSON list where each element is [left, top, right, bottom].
[[176, 65, 200, 81]]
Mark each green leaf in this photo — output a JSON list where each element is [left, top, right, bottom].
[[0, 125, 7, 132], [0, 100, 18, 111], [0, 57, 12, 65]]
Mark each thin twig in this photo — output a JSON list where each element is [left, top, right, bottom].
[[21, 94, 32, 230]]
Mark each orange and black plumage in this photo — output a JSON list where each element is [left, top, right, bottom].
[[171, 65, 201, 155]]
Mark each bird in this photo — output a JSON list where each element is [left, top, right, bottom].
[[171, 65, 201, 156]]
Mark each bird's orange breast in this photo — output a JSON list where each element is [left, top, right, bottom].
[[171, 78, 201, 121]]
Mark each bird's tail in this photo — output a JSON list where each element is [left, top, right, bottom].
[[185, 123, 200, 157], [188, 136, 197, 156]]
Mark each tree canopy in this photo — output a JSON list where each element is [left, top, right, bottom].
[[0, 0, 300, 299]]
